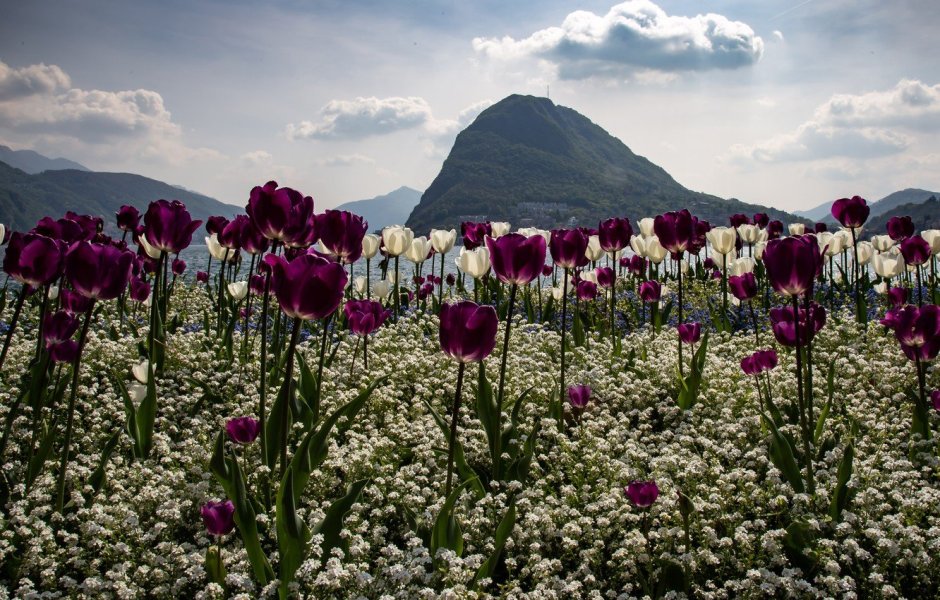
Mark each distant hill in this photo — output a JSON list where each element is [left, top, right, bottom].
[[0, 145, 89, 174], [405, 94, 805, 233], [866, 196, 940, 234], [0, 160, 238, 234], [335, 186, 422, 233], [794, 188, 940, 224]]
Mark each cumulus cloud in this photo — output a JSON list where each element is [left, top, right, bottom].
[[0, 60, 70, 101], [316, 153, 376, 167], [422, 99, 493, 157], [472, 0, 763, 80], [727, 79, 940, 164], [286, 96, 433, 140]]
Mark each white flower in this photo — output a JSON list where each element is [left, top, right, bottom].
[[874, 281, 888, 294], [47, 285, 59, 300], [404, 236, 432, 264], [871, 234, 895, 253], [638, 217, 655, 238], [585, 235, 603, 262], [707, 227, 736, 255], [354, 276, 367, 296], [382, 225, 414, 256], [132, 360, 149, 384], [140, 233, 163, 259], [373, 279, 392, 300], [872, 253, 905, 278], [788, 223, 805, 236], [455, 246, 490, 278], [737, 224, 760, 244], [361, 233, 381, 259], [227, 281, 248, 301], [630, 235, 647, 258], [518, 227, 550, 245], [645, 236, 667, 264], [730, 257, 755, 277], [490, 221, 511, 238], [921, 229, 940, 254], [855, 241, 873, 265], [128, 383, 147, 405], [429, 229, 456, 254], [580, 270, 598, 285]]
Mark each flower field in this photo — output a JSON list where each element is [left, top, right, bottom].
[[0, 192, 938, 599]]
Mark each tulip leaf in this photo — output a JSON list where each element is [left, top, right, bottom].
[[471, 500, 516, 588], [86, 428, 122, 502], [296, 352, 318, 409], [677, 335, 708, 411], [111, 373, 142, 459], [422, 397, 487, 498], [204, 546, 227, 588], [829, 439, 854, 522], [501, 387, 533, 457], [475, 366, 500, 473], [655, 558, 689, 596], [431, 478, 472, 562], [505, 420, 541, 484], [572, 309, 585, 346], [25, 414, 59, 491], [761, 412, 805, 494], [312, 478, 369, 564], [782, 520, 818, 575], [275, 464, 311, 599], [264, 373, 293, 471]]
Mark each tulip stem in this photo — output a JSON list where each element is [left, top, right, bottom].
[[444, 361, 466, 498], [915, 356, 931, 441], [55, 304, 94, 513], [34, 284, 50, 363], [493, 282, 518, 480], [792, 294, 814, 495], [257, 268, 272, 493], [315, 314, 331, 423], [0, 287, 26, 372], [609, 267, 617, 338], [349, 335, 361, 380], [749, 301, 760, 345], [438, 253, 445, 312], [560, 269, 569, 404], [678, 258, 684, 377], [393, 255, 400, 322], [916, 265, 924, 307], [850, 227, 860, 318], [279, 318, 302, 478]]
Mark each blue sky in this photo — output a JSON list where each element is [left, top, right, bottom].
[[1, 0, 938, 213]]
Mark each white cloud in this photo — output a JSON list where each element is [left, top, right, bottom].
[[0, 60, 70, 101], [241, 150, 274, 166], [472, 0, 764, 80], [422, 99, 493, 158], [727, 79, 940, 165], [286, 96, 433, 140], [772, 30, 785, 42], [316, 153, 376, 167]]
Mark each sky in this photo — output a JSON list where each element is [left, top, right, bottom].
[[1, 0, 939, 213]]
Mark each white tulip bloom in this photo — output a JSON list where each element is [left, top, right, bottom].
[[630, 235, 647, 258], [354, 276, 367, 296], [638, 218, 655, 238], [645, 236, 667, 264], [490, 222, 511, 238], [47, 285, 59, 300], [455, 246, 490, 279], [361, 233, 381, 259], [873, 281, 888, 294], [737, 224, 760, 244], [922, 230, 940, 255], [382, 225, 414, 256], [430, 229, 457, 254], [139, 233, 163, 259], [585, 235, 604, 262], [227, 281, 249, 301], [404, 236, 432, 264], [855, 241, 873, 265], [373, 279, 392, 300], [706, 227, 736, 255], [788, 223, 805, 236], [132, 360, 149, 384], [872, 253, 905, 278], [730, 257, 756, 276], [871, 235, 895, 253]]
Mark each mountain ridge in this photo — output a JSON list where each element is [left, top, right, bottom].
[[0, 145, 89, 174], [793, 188, 940, 223], [335, 186, 422, 234]]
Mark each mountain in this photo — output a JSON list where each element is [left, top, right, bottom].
[[794, 188, 940, 223], [0, 160, 238, 234], [866, 195, 940, 234], [0, 145, 89, 174], [336, 186, 422, 233], [405, 94, 805, 233]]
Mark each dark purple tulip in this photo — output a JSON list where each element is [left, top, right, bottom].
[[767, 220, 783, 239], [439, 301, 498, 363], [638, 280, 661, 303], [246, 181, 316, 246], [888, 286, 909, 308], [218, 215, 247, 251], [653, 209, 694, 255], [65, 242, 135, 301], [831, 195, 870, 228], [461, 221, 491, 250], [486, 233, 547, 285], [729, 272, 758, 301], [239, 219, 270, 256], [677, 322, 701, 344], [541, 264, 553, 277], [129, 276, 151, 302], [33, 216, 87, 244], [60, 289, 93, 315], [249, 274, 265, 295], [3, 232, 65, 288], [763, 235, 823, 297], [418, 283, 434, 300], [143, 200, 203, 254], [344, 299, 391, 336], [445, 273, 456, 286], [625, 480, 659, 508], [753, 213, 769, 229], [43, 311, 79, 363], [316, 210, 368, 264], [900, 236, 931, 266], [596, 267, 615, 288], [567, 384, 591, 408], [740, 354, 760, 376], [116, 205, 141, 232], [703, 257, 715, 270], [880, 305, 940, 362], [265, 253, 347, 321], [172, 258, 186, 276], [196, 271, 209, 283], [933, 390, 940, 411], [576, 280, 597, 300], [549, 228, 589, 269], [755, 349, 778, 371], [201, 500, 235, 537], [887, 216, 915, 241], [598, 217, 633, 252], [770, 303, 827, 347], [628, 255, 646, 276], [226, 416, 261, 444], [206, 216, 230, 236], [729, 213, 750, 228], [814, 222, 828, 234]]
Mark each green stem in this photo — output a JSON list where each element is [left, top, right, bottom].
[[279, 318, 302, 478], [560, 269, 569, 402], [315, 314, 331, 423], [444, 361, 466, 498], [493, 283, 518, 480], [0, 288, 27, 371], [55, 305, 94, 512]]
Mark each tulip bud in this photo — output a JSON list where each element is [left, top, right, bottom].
[[361, 233, 381, 259], [638, 217, 655, 238], [567, 384, 591, 409], [227, 281, 249, 301], [132, 359, 149, 384]]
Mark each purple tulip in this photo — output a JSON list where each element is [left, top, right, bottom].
[[729, 272, 758, 301], [549, 228, 589, 269], [741, 348, 778, 376], [316, 210, 368, 264], [218, 215, 246, 251], [116, 205, 141, 232], [142, 200, 202, 254], [265, 253, 347, 321], [486, 233, 547, 285], [226, 416, 261, 444], [596, 267, 615, 289], [729, 213, 750, 228], [33, 216, 89, 244], [576, 280, 598, 300], [933, 390, 940, 411], [65, 241, 134, 301], [900, 236, 931, 266], [445, 273, 456, 286], [753, 213, 769, 229], [3, 232, 65, 288], [598, 217, 633, 252], [60, 289, 93, 315], [770, 303, 827, 347], [344, 299, 391, 336], [831, 196, 870, 228], [880, 304, 940, 362], [567, 384, 591, 408], [249, 274, 265, 295], [703, 257, 715, 270], [628, 255, 646, 276], [196, 270, 209, 283], [43, 310, 80, 363], [439, 301, 498, 363], [638, 280, 661, 303], [763, 235, 823, 297], [653, 209, 694, 255], [172, 258, 186, 276], [246, 181, 316, 246], [740, 354, 760, 376], [201, 500, 236, 537], [625, 480, 659, 508], [677, 322, 701, 344], [461, 221, 491, 250], [206, 215, 230, 236], [888, 286, 909, 308], [766, 220, 783, 239], [129, 276, 151, 302], [887, 216, 914, 241], [541, 264, 554, 277]]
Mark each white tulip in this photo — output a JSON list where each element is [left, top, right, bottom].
[[873, 281, 888, 294], [730, 257, 756, 277], [788, 223, 805, 236], [580, 270, 598, 285], [730, 295, 741, 307], [922, 230, 940, 255], [0, 224, 5, 246], [227, 281, 249, 301], [430, 229, 457, 254], [585, 235, 604, 262], [551, 285, 565, 301], [455, 246, 490, 279], [47, 285, 59, 300], [382, 225, 414, 256], [825, 233, 845, 257], [737, 224, 760, 244], [835, 229, 853, 248], [816, 231, 833, 252], [373, 279, 392, 300], [361, 233, 381, 259], [678, 259, 689, 276], [404, 236, 432, 264], [607, 248, 624, 262], [132, 360, 149, 384], [871, 234, 895, 253], [630, 235, 647, 258], [645, 236, 667, 264], [518, 227, 550, 245], [754, 242, 767, 261], [386, 271, 397, 285], [713, 249, 738, 269], [855, 241, 873, 265], [706, 227, 736, 255], [354, 276, 367, 296], [872, 253, 905, 278], [638, 218, 655, 238], [490, 222, 511, 238], [757, 229, 769, 243], [129, 383, 147, 405], [139, 233, 163, 259]]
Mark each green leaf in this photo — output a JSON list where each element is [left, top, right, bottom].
[[297, 352, 317, 407], [421, 398, 486, 499], [312, 478, 369, 562], [572, 308, 585, 346], [762, 412, 805, 494], [111, 373, 141, 459], [430, 478, 472, 561], [264, 370, 294, 471], [475, 366, 500, 474], [25, 414, 59, 490], [471, 501, 516, 588], [783, 520, 818, 575], [275, 464, 310, 598], [654, 558, 689, 596], [87, 429, 122, 501], [829, 440, 854, 522], [677, 335, 708, 411], [205, 545, 227, 587]]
